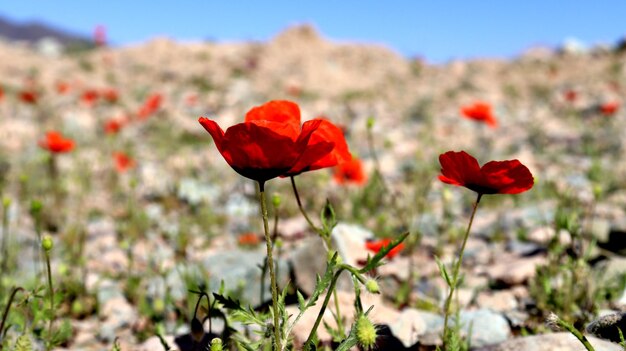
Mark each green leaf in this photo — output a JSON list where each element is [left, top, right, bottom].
[[14, 334, 33, 351], [435, 255, 452, 286], [320, 200, 337, 233], [297, 290, 306, 312], [359, 232, 410, 273], [212, 293, 243, 311]]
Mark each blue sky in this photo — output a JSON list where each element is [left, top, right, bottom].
[[1, 1, 624, 62]]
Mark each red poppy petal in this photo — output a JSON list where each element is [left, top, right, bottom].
[[481, 160, 534, 194], [438, 151, 482, 187], [245, 100, 301, 134], [198, 117, 226, 152], [286, 119, 348, 175]]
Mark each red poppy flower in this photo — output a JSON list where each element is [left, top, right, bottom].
[[564, 90, 578, 103], [438, 151, 533, 195], [600, 101, 619, 116], [283, 118, 351, 176], [56, 81, 70, 95], [19, 90, 38, 105], [199, 100, 334, 185], [113, 152, 135, 172], [365, 238, 404, 259], [104, 118, 126, 135], [237, 232, 261, 246], [460, 101, 498, 128], [38, 131, 74, 154], [137, 93, 163, 120], [333, 157, 367, 185], [101, 88, 119, 103], [81, 89, 100, 106], [0, 86, 4, 101]]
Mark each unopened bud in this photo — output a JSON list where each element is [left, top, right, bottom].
[[355, 315, 377, 350], [30, 200, 43, 215], [366, 117, 375, 129], [365, 279, 380, 294], [42, 235, 53, 252], [2, 197, 11, 208], [210, 338, 223, 351], [272, 194, 281, 208]]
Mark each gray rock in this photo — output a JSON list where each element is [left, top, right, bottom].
[[586, 312, 626, 342], [459, 309, 511, 347], [289, 236, 333, 295], [202, 248, 290, 307], [475, 332, 621, 351]]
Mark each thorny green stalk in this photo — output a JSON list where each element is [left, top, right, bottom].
[[0, 286, 24, 348], [547, 312, 596, 351], [303, 264, 367, 350], [0, 199, 10, 272], [442, 193, 482, 349], [44, 248, 54, 350], [258, 183, 281, 351]]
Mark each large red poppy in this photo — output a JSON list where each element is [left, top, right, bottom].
[[460, 101, 498, 128], [438, 151, 533, 195], [199, 100, 336, 184], [38, 131, 75, 154]]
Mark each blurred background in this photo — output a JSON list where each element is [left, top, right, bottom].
[[2, 1, 626, 62]]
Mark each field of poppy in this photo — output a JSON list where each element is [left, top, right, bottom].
[[1, 25, 626, 351]]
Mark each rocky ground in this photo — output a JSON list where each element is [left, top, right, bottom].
[[1, 25, 626, 350]]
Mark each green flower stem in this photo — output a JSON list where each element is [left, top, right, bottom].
[[290, 177, 322, 234], [0, 199, 9, 272], [303, 264, 367, 350], [44, 249, 54, 350], [258, 183, 281, 351], [0, 286, 24, 343], [442, 193, 482, 347], [549, 313, 596, 351]]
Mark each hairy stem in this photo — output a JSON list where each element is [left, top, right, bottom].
[[258, 183, 281, 351], [442, 193, 482, 348]]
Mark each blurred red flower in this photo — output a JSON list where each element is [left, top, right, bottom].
[[284, 118, 351, 176], [237, 232, 261, 246], [365, 238, 404, 259], [460, 101, 498, 128], [199, 100, 334, 185], [19, 90, 38, 105], [600, 101, 619, 116], [81, 89, 100, 106], [0, 86, 4, 101], [39, 131, 74, 154], [113, 152, 135, 173], [564, 89, 578, 103], [333, 157, 367, 185], [56, 81, 70, 95], [438, 151, 533, 195], [137, 93, 163, 120], [101, 88, 119, 103], [104, 118, 126, 135]]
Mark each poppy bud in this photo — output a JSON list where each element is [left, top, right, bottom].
[[210, 338, 223, 351], [366, 117, 375, 129], [30, 200, 43, 216], [42, 235, 53, 252], [272, 194, 281, 208], [365, 279, 380, 294], [355, 315, 377, 350]]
